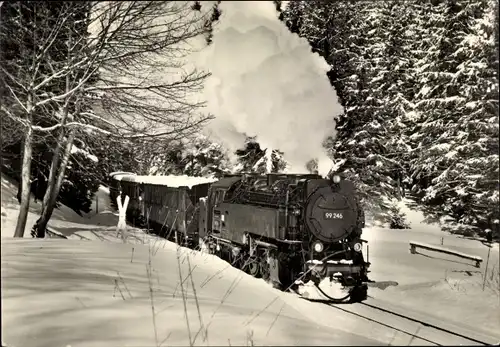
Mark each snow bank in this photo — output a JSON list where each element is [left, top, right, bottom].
[[114, 174, 218, 188], [2, 239, 381, 347], [363, 225, 500, 338], [195, 1, 343, 176]]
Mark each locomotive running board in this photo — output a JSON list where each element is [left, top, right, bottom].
[[280, 240, 303, 244], [211, 235, 232, 245], [210, 235, 279, 249]]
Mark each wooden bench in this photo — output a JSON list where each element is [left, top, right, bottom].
[[409, 241, 483, 268]]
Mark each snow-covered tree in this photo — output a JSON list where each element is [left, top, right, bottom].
[[385, 201, 411, 229], [181, 137, 231, 178], [281, 0, 306, 35], [407, 0, 499, 235], [143, 136, 231, 178], [234, 137, 287, 174], [251, 148, 287, 174], [1, 2, 216, 237], [193, 1, 221, 46], [282, 1, 408, 215]]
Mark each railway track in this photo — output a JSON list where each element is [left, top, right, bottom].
[[305, 296, 498, 346], [358, 301, 494, 345]]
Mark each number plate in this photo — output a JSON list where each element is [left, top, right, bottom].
[[324, 212, 343, 220]]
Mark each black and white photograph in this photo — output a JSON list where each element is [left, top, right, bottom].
[[1, 0, 499, 346]]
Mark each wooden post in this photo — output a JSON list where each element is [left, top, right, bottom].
[[116, 195, 130, 242], [96, 196, 99, 215], [483, 246, 491, 290], [176, 188, 187, 245], [198, 197, 207, 239]]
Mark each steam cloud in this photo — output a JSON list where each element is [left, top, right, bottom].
[[195, 1, 344, 176]]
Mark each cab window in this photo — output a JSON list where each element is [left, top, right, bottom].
[[214, 190, 225, 205]]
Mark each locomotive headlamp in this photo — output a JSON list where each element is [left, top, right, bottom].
[[353, 242, 362, 252], [313, 241, 324, 253], [332, 175, 341, 184]]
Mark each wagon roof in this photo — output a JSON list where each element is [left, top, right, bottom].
[[113, 174, 217, 188], [210, 176, 242, 189]]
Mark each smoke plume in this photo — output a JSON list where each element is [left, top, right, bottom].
[[195, 1, 344, 176]]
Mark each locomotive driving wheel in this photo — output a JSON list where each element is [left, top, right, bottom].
[[243, 256, 261, 278]]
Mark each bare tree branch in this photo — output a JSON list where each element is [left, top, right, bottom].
[[2, 1, 215, 237]]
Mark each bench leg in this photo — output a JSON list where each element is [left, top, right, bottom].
[[410, 245, 416, 254], [475, 260, 481, 268]]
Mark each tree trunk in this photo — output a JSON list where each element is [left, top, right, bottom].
[[34, 129, 76, 238], [16, 180, 22, 204], [41, 34, 72, 212], [16, 139, 23, 204], [14, 105, 34, 238], [40, 105, 70, 212], [35, 49, 73, 237]]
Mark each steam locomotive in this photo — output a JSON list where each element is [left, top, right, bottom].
[[110, 172, 370, 302]]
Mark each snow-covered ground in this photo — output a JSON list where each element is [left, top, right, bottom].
[[2, 173, 499, 346], [361, 201, 499, 334]]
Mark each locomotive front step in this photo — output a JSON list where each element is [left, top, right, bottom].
[[305, 259, 364, 278]]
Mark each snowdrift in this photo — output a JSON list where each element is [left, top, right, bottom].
[[1, 239, 382, 347]]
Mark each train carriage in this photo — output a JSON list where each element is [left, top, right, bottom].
[[109, 173, 216, 246]]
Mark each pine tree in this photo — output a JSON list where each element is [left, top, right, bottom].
[[281, 1, 409, 217], [407, 0, 499, 235], [234, 137, 286, 174], [192, 0, 221, 46], [181, 137, 231, 178], [281, 0, 306, 35], [386, 201, 411, 229], [234, 137, 266, 173], [251, 148, 287, 174]]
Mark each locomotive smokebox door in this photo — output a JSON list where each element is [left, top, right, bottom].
[[305, 180, 359, 243]]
